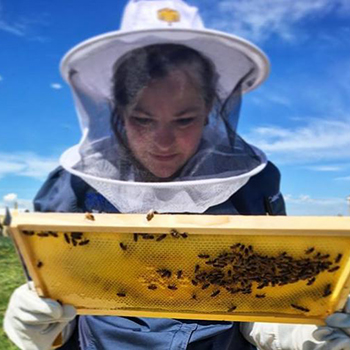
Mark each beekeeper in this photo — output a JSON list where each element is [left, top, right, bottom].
[[4, 1, 350, 349]]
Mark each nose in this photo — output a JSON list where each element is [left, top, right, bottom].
[[154, 124, 175, 150]]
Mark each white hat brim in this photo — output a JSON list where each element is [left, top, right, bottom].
[[60, 28, 270, 99]]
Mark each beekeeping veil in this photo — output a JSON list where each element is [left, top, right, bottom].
[[60, 0, 270, 213]]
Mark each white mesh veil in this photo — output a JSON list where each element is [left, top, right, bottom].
[[60, 38, 267, 213]]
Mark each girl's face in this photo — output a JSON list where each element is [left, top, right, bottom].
[[124, 70, 208, 179]]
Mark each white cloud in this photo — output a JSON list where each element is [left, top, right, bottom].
[[0, 199, 33, 213], [0, 1, 27, 37], [284, 194, 348, 216], [244, 116, 350, 164], [3, 193, 17, 202], [251, 91, 291, 107], [0, 152, 59, 180], [50, 83, 62, 90], [192, 0, 350, 42], [335, 176, 350, 181], [306, 166, 343, 172], [0, 1, 49, 38]]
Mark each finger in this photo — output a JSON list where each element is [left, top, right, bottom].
[[14, 310, 64, 325], [13, 285, 63, 319], [326, 313, 350, 329], [345, 296, 350, 314], [326, 337, 350, 350], [313, 327, 334, 341], [61, 305, 77, 322], [15, 304, 76, 325]]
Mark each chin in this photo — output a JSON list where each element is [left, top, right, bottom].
[[149, 166, 180, 180]]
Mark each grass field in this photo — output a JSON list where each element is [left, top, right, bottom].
[[0, 236, 25, 350]]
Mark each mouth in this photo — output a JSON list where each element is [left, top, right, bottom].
[[150, 153, 178, 161]]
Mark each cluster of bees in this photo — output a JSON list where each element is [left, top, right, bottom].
[[117, 239, 342, 314]]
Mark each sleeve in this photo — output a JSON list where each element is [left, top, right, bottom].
[[262, 162, 286, 216], [34, 166, 87, 213], [230, 161, 287, 216], [240, 322, 325, 350]]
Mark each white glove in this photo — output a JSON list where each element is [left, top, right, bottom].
[[241, 298, 350, 350], [311, 296, 350, 350], [3, 282, 77, 350], [241, 322, 323, 350]]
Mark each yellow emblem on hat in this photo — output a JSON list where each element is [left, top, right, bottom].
[[158, 8, 180, 25]]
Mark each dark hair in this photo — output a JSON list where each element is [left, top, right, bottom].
[[111, 44, 218, 126]]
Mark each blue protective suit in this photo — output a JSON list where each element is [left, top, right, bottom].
[[34, 161, 286, 350]]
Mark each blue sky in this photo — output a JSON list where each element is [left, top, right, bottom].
[[0, 0, 349, 216]]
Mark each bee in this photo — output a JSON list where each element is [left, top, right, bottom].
[[191, 294, 197, 300], [71, 232, 83, 240], [181, 232, 188, 239], [191, 279, 198, 286], [168, 285, 178, 290], [202, 283, 210, 290], [328, 266, 340, 273], [72, 239, 78, 247], [117, 292, 126, 297], [119, 243, 127, 251], [195, 264, 200, 273], [227, 305, 237, 312], [48, 231, 58, 237], [198, 254, 210, 259], [230, 243, 241, 249], [170, 229, 180, 238], [37, 232, 49, 237], [319, 254, 330, 260], [306, 277, 316, 286], [79, 239, 90, 246], [156, 234, 167, 242], [177, 270, 183, 279], [64, 233, 70, 244], [291, 304, 309, 312], [335, 254, 343, 264], [146, 210, 158, 221], [323, 284, 332, 297], [133, 234, 138, 242], [36, 261, 43, 268], [255, 294, 266, 298], [148, 284, 157, 290], [22, 230, 35, 236], [157, 269, 171, 278], [142, 234, 154, 240], [85, 212, 95, 221], [211, 290, 220, 297], [242, 289, 252, 295], [305, 247, 315, 254]]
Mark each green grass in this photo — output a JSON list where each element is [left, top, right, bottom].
[[0, 236, 26, 350]]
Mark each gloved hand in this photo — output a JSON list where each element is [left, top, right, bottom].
[[3, 282, 77, 350], [312, 296, 350, 350]]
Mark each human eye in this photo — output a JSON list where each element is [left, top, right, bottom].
[[175, 117, 196, 127], [130, 116, 154, 126]]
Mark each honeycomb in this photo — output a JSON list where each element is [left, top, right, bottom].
[[10, 214, 350, 325]]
